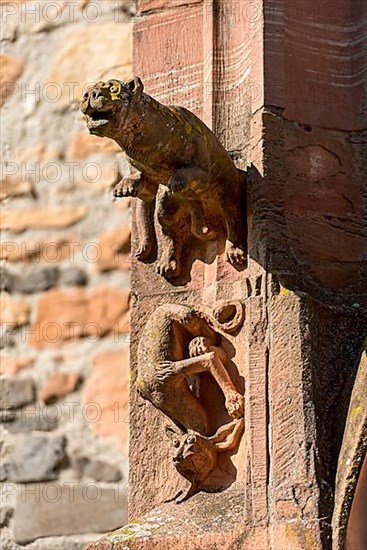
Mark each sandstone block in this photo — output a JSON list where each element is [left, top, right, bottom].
[[16, 143, 62, 163], [0, 355, 35, 375], [0, 293, 30, 326], [0, 175, 34, 200], [29, 287, 130, 347], [69, 132, 121, 160], [13, 482, 127, 544], [49, 22, 132, 104], [96, 225, 131, 272], [38, 372, 81, 404], [72, 457, 122, 482], [0, 236, 80, 263], [83, 348, 129, 446], [0, 53, 23, 106], [0, 206, 87, 232], [0, 377, 35, 409], [6, 435, 66, 482]]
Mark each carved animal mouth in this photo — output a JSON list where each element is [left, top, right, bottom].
[[86, 108, 114, 130]]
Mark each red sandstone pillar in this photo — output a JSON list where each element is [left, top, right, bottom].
[[89, 1, 366, 548]]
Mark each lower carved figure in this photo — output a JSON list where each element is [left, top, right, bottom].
[[165, 419, 244, 503], [137, 302, 245, 501]]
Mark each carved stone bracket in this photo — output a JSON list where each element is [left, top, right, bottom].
[[80, 78, 248, 282], [136, 302, 245, 502]]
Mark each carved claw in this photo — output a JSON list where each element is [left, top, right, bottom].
[[156, 256, 180, 279], [135, 241, 153, 262], [113, 179, 139, 198], [225, 391, 244, 419], [175, 484, 197, 503], [225, 243, 247, 267]]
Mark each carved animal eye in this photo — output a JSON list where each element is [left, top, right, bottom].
[[173, 439, 180, 448], [187, 435, 196, 445], [109, 82, 120, 95]]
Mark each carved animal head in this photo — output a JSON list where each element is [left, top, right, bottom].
[[165, 419, 244, 487], [80, 77, 144, 137]]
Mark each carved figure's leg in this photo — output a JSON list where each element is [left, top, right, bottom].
[[134, 198, 155, 262], [171, 350, 244, 419], [224, 198, 247, 266], [155, 190, 187, 279]]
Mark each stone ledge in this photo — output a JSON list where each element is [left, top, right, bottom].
[[87, 486, 249, 550]]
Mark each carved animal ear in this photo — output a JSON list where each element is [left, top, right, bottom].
[[127, 77, 144, 96], [209, 419, 244, 453]]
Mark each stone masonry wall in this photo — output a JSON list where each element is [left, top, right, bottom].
[[0, 1, 135, 547]]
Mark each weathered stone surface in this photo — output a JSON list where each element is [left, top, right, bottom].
[[13, 482, 127, 544], [0, 53, 23, 106], [49, 23, 132, 104], [16, 143, 62, 163], [58, 266, 88, 287], [83, 348, 129, 446], [96, 225, 131, 272], [1, 409, 58, 433], [87, 487, 249, 550], [0, 355, 35, 375], [1, 206, 87, 232], [38, 372, 81, 404], [29, 287, 130, 347], [72, 457, 122, 482], [6, 435, 66, 482], [0, 175, 34, 200], [0, 377, 35, 410], [1, 265, 59, 293], [69, 132, 121, 159], [0, 236, 80, 263], [1, 265, 87, 293], [0, 505, 12, 528], [0, 293, 30, 326], [333, 341, 367, 549]]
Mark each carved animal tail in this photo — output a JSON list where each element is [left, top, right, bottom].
[[195, 300, 245, 337]]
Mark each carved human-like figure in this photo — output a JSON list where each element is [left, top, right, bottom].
[[137, 303, 244, 434], [136, 302, 245, 500], [80, 77, 247, 279]]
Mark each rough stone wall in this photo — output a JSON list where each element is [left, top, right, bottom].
[[0, 1, 135, 547]]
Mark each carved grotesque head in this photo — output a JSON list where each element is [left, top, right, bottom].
[[80, 77, 144, 137], [166, 427, 217, 484], [166, 419, 244, 485]]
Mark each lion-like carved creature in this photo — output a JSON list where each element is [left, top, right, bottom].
[[80, 77, 247, 279]]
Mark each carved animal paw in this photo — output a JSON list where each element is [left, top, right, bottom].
[[135, 241, 153, 262], [113, 179, 139, 198], [225, 391, 244, 419], [156, 256, 180, 279], [225, 243, 247, 267]]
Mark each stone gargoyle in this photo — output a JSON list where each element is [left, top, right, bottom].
[[80, 77, 247, 280], [136, 302, 245, 501]]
